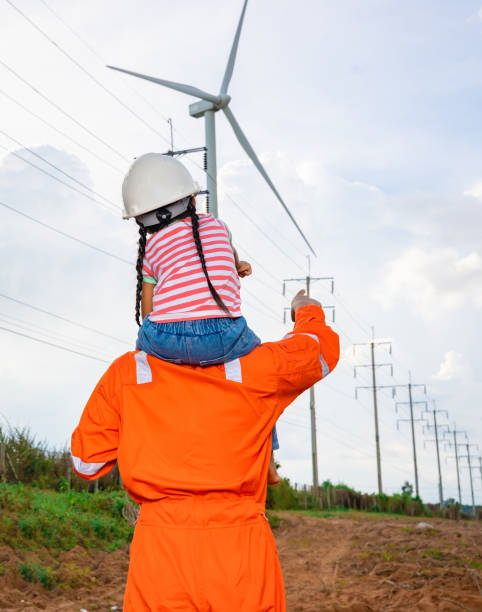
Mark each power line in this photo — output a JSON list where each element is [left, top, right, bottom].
[[4, 1, 477, 495], [242, 286, 281, 321], [0, 58, 130, 162], [0, 312, 115, 360], [0, 200, 133, 265], [248, 273, 286, 299], [279, 416, 413, 478], [0, 129, 120, 210], [243, 298, 280, 324], [234, 246, 283, 293], [38, 0, 177, 139], [0, 325, 109, 364], [354, 336, 394, 495], [0, 292, 132, 345], [331, 290, 371, 338], [0, 144, 119, 213], [1, 198, 288, 323], [7, 1, 309, 272], [21, 0, 301, 268], [1, 60, 304, 279], [282, 269, 336, 492], [0, 196, 290, 330], [218, 187, 306, 273], [5, 0, 172, 147], [0, 89, 123, 174], [186, 146, 307, 271], [320, 373, 414, 447], [16, 0, 309, 268]]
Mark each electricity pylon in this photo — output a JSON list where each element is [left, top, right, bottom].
[[391, 374, 427, 498], [422, 400, 449, 508], [476, 457, 482, 499], [444, 426, 467, 505], [459, 443, 479, 516], [354, 331, 393, 495], [282, 266, 334, 492]]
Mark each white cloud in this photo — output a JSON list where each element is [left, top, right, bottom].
[[434, 351, 470, 381], [467, 7, 482, 24], [463, 182, 482, 200], [377, 247, 482, 317]]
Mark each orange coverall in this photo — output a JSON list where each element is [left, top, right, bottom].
[[71, 305, 339, 611]]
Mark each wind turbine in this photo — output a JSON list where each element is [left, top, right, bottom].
[[108, 0, 315, 255]]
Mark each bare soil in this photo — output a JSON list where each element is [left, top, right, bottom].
[[0, 512, 481, 611]]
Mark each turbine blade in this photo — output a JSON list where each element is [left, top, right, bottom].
[[220, 0, 248, 94], [223, 107, 316, 255], [107, 66, 220, 105]]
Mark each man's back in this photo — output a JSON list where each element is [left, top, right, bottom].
[[71, 304, 339, 611]]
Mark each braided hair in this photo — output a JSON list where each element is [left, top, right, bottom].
[[135, 221, 147, 326], [135, 197, 229, 325], [187, 199, 230, 314]]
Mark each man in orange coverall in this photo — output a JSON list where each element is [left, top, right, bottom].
[[71, 291, 339, 611]]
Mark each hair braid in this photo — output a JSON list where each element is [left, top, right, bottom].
[[135, 222, 147, 326], [188, 200, 229, 314]]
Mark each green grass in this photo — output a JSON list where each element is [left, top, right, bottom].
[[266, 512, 282, 529], [19, 563, 56, 590], [422, 549, 443, 560], [0, 483, 134, 551], [282, 508, 430, 521]]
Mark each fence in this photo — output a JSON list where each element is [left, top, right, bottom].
[[266, 480, 481, 520]]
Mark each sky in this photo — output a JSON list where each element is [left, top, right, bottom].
[[1, 0, 481, 505]]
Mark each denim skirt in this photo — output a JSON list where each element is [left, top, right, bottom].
[[136, 315, 261, 367]]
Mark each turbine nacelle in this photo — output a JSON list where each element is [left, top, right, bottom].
[[107, 0, 315, 254], [189, 94, 231, 118]]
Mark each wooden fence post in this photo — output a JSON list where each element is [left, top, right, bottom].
[[303, 484, 307, 509], [63, 452, 71, 489], [0, 442, 6, 480]]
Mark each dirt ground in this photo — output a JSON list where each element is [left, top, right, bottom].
[[0, 512, 481, 611]]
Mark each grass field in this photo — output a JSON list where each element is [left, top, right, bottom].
[[0, 483, 133, 551], [0, 485, 481, 611]]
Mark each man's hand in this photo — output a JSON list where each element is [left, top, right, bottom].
[[291, 289, 321, 322], [237, 261, 252, 278]]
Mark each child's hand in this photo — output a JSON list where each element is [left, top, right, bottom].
[[237, 261, 252, 278]]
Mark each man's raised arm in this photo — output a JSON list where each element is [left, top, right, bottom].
[[265, 290, 340, 414]]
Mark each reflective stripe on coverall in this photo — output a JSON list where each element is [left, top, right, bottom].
[[71, 305, 339, 611]]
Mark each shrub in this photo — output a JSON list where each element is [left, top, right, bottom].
[[19, 563, 56, 590], [0, 484, 133, 551], [266, 478, 298, 510]]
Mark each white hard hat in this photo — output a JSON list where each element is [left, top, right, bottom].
[[122, 153, 200, 219]]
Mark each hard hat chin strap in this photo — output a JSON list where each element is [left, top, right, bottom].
[[155, 207, 172, 226], [137, 196, 192, 229]]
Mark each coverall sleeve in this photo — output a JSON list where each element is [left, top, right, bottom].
[[71, 360, 121, 480], [268, 304, 340, 417]]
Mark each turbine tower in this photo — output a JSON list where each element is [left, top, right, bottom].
[[108, 0, 315, 255]]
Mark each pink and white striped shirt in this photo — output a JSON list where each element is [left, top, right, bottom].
[[142, 214, 242, 323]]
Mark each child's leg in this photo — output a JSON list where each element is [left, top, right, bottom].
[[268, 426, 281, 486]]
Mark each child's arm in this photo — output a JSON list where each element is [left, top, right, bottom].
[[232, 244, 252, 278], [222, 219, 252, 278], [141, 282, 155, 319]]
